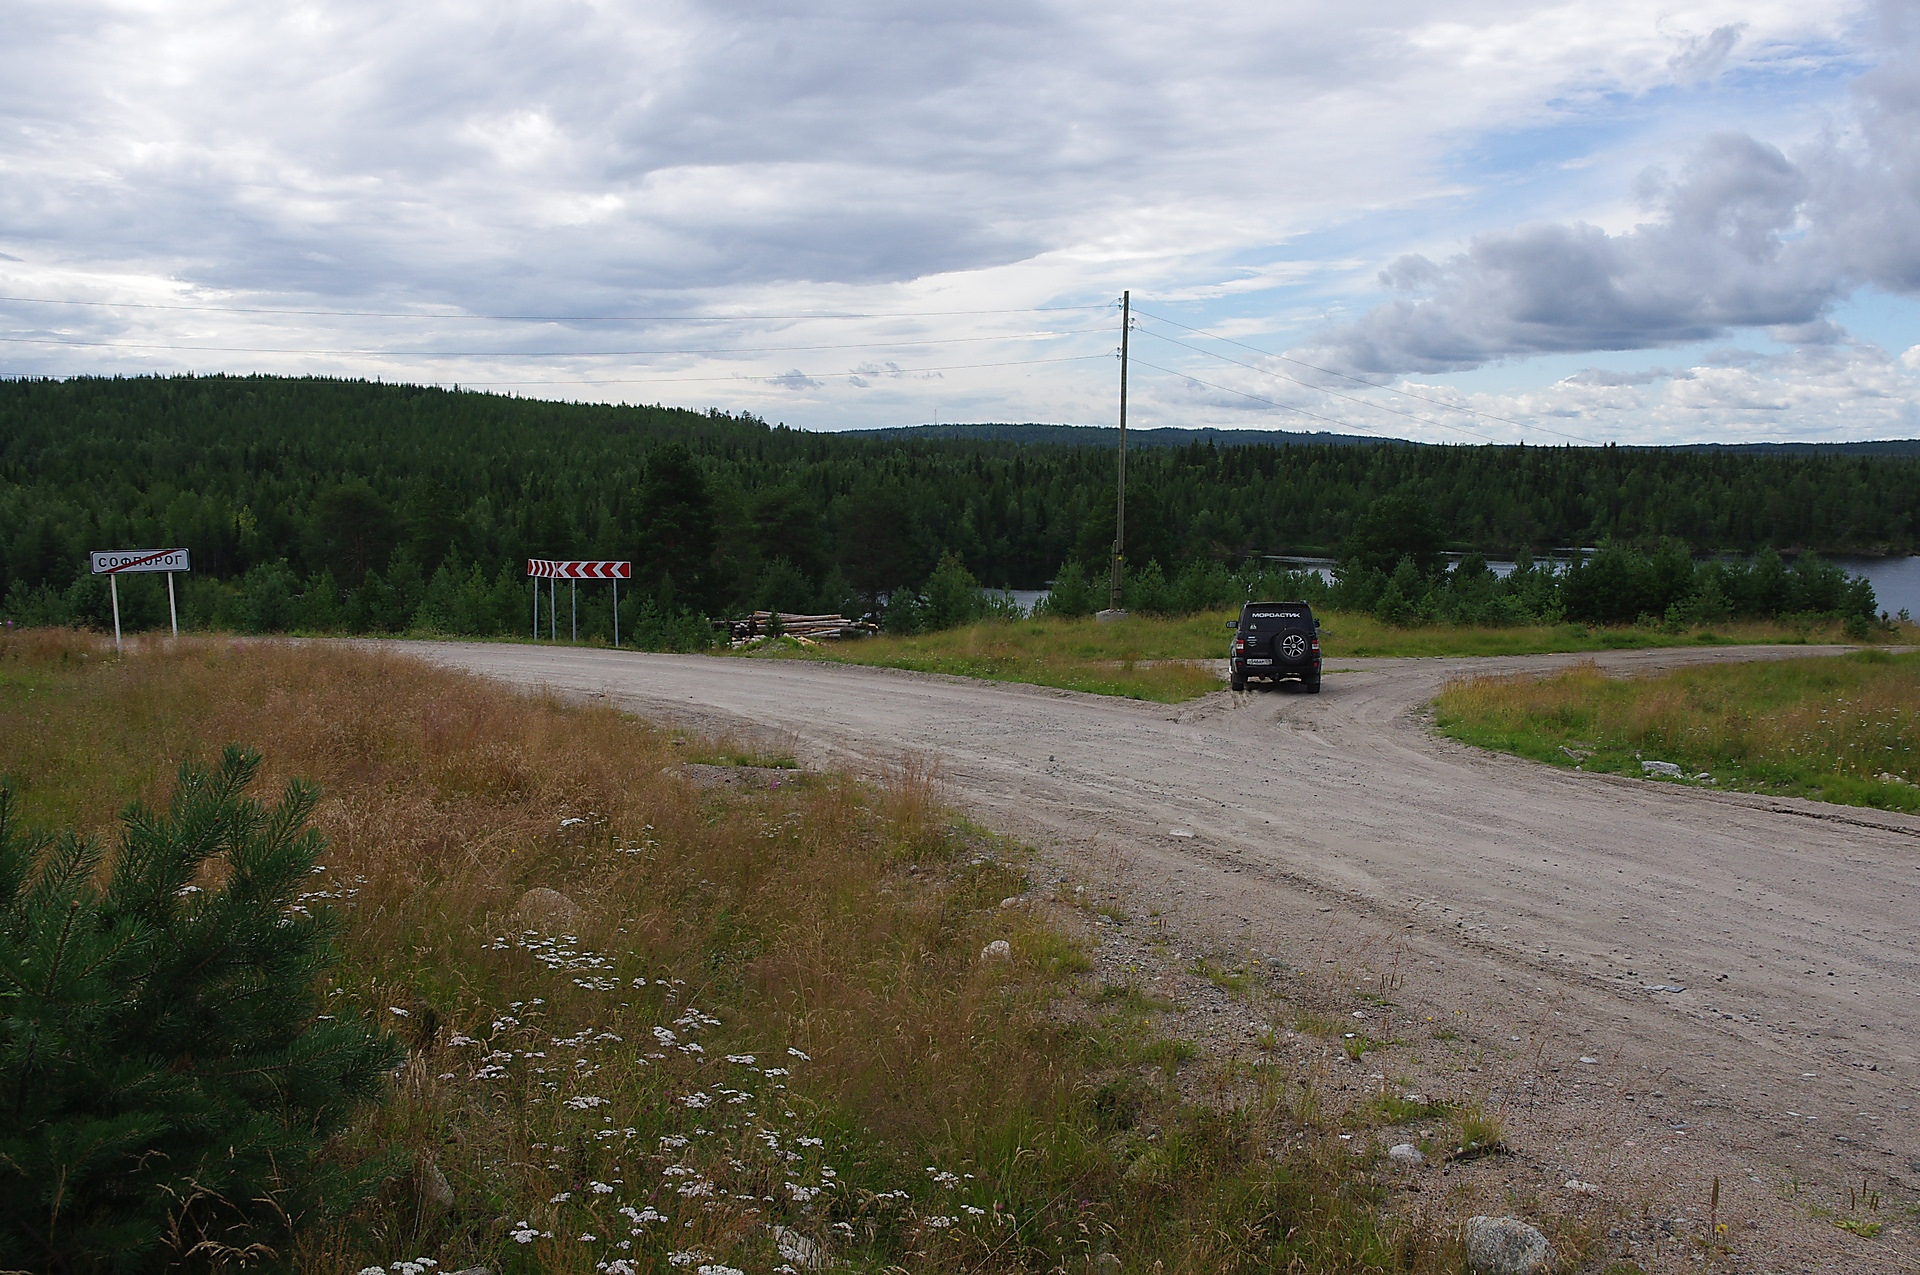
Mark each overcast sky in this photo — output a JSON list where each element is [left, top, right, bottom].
[[4, 0, 1918, 443]]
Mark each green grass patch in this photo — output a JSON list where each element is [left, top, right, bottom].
[[1434, 650, 1920, 814], [738, 610, 1900, 704], [1356, 1092, 1451, 1128]]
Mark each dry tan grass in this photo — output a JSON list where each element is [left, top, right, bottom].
[[0, 630, 1488, 1273]]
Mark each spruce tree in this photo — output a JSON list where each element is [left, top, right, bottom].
[[0, 746, 401, 1272]]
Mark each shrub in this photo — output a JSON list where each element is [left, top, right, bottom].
[[922, 550, 986, 630], [1037, 559, 1100, 617], [0, 746, 401, 1272]]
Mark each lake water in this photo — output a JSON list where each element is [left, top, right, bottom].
[[1007, 555, 1920, 620]]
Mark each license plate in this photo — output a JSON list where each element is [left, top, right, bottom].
[[1247, 658, 1273, 666]]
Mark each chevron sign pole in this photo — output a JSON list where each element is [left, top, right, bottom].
[[528, 560, 632, 646]]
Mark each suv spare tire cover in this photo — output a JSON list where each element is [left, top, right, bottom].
[[1278, 631, 1310, 662]]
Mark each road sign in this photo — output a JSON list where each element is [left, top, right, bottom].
[[89, 548, 191, 648], [91, 548, 190, 575], [526, 559, 631, 579], [527, 560, 632, 645]]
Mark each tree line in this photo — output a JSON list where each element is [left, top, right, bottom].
[[2, 375, 1912, 640]]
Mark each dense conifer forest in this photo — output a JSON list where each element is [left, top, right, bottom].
[[2, 375, 1914, 637]]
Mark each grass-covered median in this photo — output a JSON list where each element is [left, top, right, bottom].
[[1433, 650, 1920, 814], [0, 630, 1487, 1273], [747, 610, 1908, 704]]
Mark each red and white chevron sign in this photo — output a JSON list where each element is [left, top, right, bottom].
[[527, 559, 632, 580]]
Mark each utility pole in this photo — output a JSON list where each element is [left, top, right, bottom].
[[1108, 289, 1130, 614]]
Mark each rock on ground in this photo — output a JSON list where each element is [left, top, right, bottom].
[[1464, 1215, 1553, 1275], [417, 1157, 454, 1216], [510, 887, 579, 930], [1387, 1142, 1424, 1168]]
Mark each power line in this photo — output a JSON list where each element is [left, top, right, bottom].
[[0, 327, 1107, 359], [0, 293, 1113, 323], [1132, 307, 1601, 445], [1133, 326, 1502, 445]]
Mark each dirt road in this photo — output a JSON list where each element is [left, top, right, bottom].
[[397, 640, 1919, 1270]]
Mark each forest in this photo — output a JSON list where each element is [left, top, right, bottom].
[[1, 374, 1912, 640]]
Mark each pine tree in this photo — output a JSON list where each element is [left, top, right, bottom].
[[0, 745, 402, 1273]]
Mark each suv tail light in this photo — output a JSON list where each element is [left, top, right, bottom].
[[1233, 638, 1245, 652]]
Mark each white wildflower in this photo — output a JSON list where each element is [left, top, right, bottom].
[[923, 1215, 957, 1229], [589, 1180, 614, 1194], [787, 1047, 810, 1061], [725, 1054, 756, 1065], [652, 1027, 677, 1046], [658, 1134, 689, 1149], [388, 1007, 410, 1017]]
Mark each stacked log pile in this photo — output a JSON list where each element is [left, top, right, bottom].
[[718, 611, 879, 644]]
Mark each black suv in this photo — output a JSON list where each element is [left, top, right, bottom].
[[1227, 601, 1321, 692]]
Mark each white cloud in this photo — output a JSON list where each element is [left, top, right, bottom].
[[1305, 3, 1920, 377]]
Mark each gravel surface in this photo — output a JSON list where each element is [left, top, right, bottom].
[[393, 640, 1920, 1272]]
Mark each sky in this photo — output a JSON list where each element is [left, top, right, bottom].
[[3, 0, 1919, 444]]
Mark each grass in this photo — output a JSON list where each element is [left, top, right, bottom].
[[743, 610, 1912, 704], [0, 629, 1477, 1274], [1433, 650, 1920, 814]]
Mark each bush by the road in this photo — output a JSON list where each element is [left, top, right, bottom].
[[0, 745, 399, 1272]]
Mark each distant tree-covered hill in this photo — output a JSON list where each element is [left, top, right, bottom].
[[2, 375, 1916, 631]]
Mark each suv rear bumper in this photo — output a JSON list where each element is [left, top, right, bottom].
[[1231, 657, 1320, 680]]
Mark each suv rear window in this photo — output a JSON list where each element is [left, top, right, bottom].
[[1241, 605, 1312, 633]]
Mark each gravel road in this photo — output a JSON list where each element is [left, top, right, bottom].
[[396, 639, 1919, 1270]]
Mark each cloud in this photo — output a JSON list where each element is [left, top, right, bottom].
[[0, 0, 1899, 443], [1306, 6, 1920, 375], [1668, 23, 1748, 82]]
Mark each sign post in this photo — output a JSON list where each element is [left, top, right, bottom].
[[91, 548, 191, 651], [527, 560, 631, 646]]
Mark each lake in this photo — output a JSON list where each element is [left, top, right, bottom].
[[1007, 555, 1920, 620]]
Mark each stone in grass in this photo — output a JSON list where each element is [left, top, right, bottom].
[[511, 887, 579, 929], [1640, 760, 1684, 777], [417, 1157, 454, 1216], [773, 1226, 826, 1269], [981, 939, 1012, 961], [1464, 1215, 1554, 1275], [1388, 1142, 1425, 1168]]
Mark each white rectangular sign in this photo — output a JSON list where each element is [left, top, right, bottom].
[[91, 548, 191, 575]]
